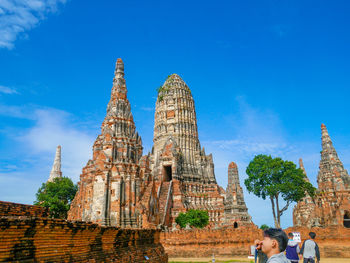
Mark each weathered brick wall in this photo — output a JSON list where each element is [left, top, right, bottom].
[[0, 217, 167, 262], [161, 226, 350, 259], [286, 226, 350, 258], [0, 201, 49, 218], [0, 202, 167, 262], [160, 226, 262, 257]]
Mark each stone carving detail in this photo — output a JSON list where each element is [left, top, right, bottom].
[[68, 60, 253, 229], [48, 145, 62, 182], [293, 124, 350, 228]]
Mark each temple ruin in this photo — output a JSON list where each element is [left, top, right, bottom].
[[68, 59, 252, 228], [293, 124, 350, 228], [48, 145, 62, 182]]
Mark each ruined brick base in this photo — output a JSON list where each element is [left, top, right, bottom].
[[0, 201, 49, 218], [161, 226, 350, 259], [160, 226, 262, 258], [0, 216, 167, 262]]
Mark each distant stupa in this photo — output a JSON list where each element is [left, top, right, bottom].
[[48, 145, 62, 182]]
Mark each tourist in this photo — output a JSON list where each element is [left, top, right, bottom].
[[300, 232, 320, 263], [285, 232, 300, 263], [255, 228, 290, 263], [254, 239, 268, 263]]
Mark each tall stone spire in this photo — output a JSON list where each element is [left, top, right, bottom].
[[227, 162, 241, 191], [295, 124, 350, 228], [293, 157, 317, 227], [224, 162, 251, 226], [68, 58, 144, 228], [48, 145, 62, 182], [299, 158, 310, 182], [317, 124, 350, 191]]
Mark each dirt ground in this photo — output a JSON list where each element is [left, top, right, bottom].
[[168, 257, 350, 263]]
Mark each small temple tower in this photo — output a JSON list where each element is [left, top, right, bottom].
[[48, 145, 62, 182], [293, 124, 350, 228], [293, 158, 318, 228], [224, 162, 252, 227]]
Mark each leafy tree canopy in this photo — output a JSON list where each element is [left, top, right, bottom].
[[175, 209, 209, 229], [34, 177, 77, 219], [244, 154, 316, 228], [260, 224, 270, 230]]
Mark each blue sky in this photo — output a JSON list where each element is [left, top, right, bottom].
[[1, 0, 350, 228]]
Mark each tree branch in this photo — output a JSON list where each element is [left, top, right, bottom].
[[279, 200, 291, 216]]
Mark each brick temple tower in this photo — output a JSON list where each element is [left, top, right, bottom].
[[293, 158, 318, 228], [68, 61, 254, 229], [224, 162, 252, 226], [152, 74, 216, 184], [68, 59, 144, 227], [293, 124, 350, 228], [318, 124, 350, 191], [149, 74, 247, 226]]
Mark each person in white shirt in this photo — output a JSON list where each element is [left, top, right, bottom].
[[300, 232, 320, 263]]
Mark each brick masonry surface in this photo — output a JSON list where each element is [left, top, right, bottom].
[[160, 226, 350, 258], [0, 201, 49, 218], [0, 202, 167, 263], [160, 226, 262, 258]]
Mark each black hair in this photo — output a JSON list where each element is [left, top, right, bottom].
[[309, 232, 316, 239], [288, 232, 294, 238], [264, 228, 288, 252]]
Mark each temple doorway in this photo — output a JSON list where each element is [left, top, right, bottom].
[[163, 165, 172, 182], [344, 211, 350, 228]]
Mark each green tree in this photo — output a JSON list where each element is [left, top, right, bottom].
[[175, 209, 209, 228], [244, 154, 316, 228], [34, 177, 77, 219], [175, 212, 188, 228], [260, 224, 270, 230]]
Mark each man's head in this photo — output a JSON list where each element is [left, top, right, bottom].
[[261, 228, 288, 257], [309, 232, 316, 239], [288, 232, 294, 239]]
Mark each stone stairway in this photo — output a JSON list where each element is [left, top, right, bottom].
[[158, 182, 170, 225]]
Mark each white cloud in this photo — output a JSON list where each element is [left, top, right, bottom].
[[0, 85, 18, 94], [0, 106, 96, 204], [0, 0, 67, 49], [18, 108, 95, 181]]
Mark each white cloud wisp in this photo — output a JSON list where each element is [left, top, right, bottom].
[[0, 0, 67, 49], [0, 106, 96, 204], [0, 85, 18, 94]]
